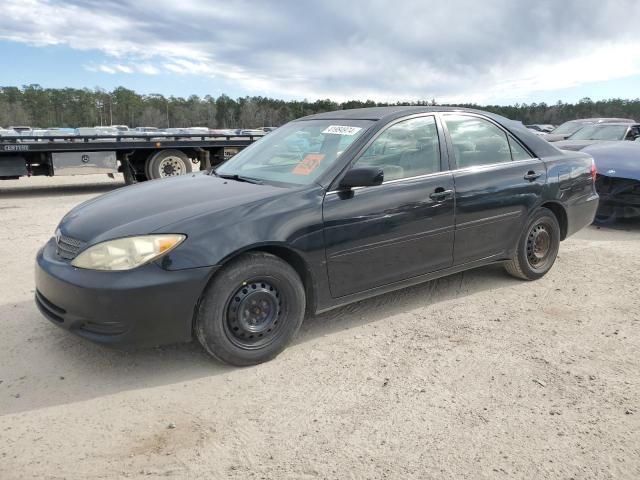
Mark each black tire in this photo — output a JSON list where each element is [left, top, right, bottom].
[[195, 252, 306, 366], [146, 149, 192, 180], [504, 207, 561, 281]]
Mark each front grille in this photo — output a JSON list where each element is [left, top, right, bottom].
[[56, 234, 86, 260], [596, 175, 640, 203]]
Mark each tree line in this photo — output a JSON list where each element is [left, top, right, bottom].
[[1, 84, 639, 129]]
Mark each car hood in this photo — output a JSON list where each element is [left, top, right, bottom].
[[582, 142, 640, 181], [555, 139, 606, 151], [58, 173, 289, 243]]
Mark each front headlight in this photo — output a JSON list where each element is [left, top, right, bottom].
[[71, 234, 186, 271]]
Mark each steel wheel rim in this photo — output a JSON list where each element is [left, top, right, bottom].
[[224, 279, 284, 349], [158, 156, 186, 177], [526, 222, 553, 270]]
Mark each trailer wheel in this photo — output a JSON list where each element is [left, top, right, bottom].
[[146, 150, 192, 180]]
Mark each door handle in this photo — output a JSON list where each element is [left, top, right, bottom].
[[524, 171, 542, 181], [429, 188, 453, 201]]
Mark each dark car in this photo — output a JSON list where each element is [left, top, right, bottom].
[[581, 141, 640, 224], [544, 118, 636, 142], [554, 123, 640, 151], [35, 107, 599, 365]]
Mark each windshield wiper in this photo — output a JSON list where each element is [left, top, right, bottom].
[[216, 172, 263, 184]]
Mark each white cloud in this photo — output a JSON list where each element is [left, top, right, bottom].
[[94, 65, 117, 74], [2, 0, 640, 102], [137, 63, 160, 75], [162, 59, 218, 76], [113, 64, 133, 74], [85, 62, 162, 75]]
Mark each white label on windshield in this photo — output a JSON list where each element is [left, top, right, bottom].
[[322, 125, 362, 136]]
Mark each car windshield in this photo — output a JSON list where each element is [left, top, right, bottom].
[[552, 121, 587, 135], [569, 125, 627, 140], [215, 119, 372, 185]]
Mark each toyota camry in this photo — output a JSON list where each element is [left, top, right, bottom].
[[35, 107, 599, 365]]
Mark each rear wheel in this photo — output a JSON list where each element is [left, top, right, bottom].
[[146, 150, 192, 180], [196, 252, 306, 366], [504, 207, 560, 280]]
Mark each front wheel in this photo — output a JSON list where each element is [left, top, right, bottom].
[[196, 252, 306, 366], [504, 207, 561, 280]]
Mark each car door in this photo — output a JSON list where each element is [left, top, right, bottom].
[[440, 113, 546, 265], [323, 114, 455, 298]]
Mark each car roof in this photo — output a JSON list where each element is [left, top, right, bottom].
[[593, 122, 640, 127], [297, 105, 499, 121], [581, 122, 638, 126], [568, 118, 636, 123]]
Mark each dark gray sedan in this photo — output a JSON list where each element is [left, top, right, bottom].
[[555, 123, 640, 151], [544, 118, 636, 142], [35, 106, 599, 365]]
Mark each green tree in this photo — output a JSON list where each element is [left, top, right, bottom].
[[0, 85, 639, 129]]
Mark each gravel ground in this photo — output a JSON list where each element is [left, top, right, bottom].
[[0, 175, 639, 480]]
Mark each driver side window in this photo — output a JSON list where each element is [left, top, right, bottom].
[[353, 116, 441, 181]]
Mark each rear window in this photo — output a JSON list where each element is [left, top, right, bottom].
[[508, 135, 533, 160]]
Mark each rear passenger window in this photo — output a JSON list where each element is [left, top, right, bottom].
[[444, 115, 511, 168], [354, 116, 440, 181], [508, 135, 533, 161]]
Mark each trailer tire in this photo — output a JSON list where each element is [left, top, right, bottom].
[[146, 150, 192, 180]]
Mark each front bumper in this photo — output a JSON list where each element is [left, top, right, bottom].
[[35, 238, 217, 348], [595, 175, 640, 219]]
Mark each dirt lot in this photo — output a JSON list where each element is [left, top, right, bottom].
[[0, 174, 638, 479]]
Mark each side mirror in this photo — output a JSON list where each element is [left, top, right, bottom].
[[339, 167, 384, 189]]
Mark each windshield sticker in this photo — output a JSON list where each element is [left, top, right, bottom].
[[292, 153, 326, 176], [322, 125, 362, 136]]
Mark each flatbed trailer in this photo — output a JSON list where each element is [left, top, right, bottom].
[[0, 133, 260, 184]]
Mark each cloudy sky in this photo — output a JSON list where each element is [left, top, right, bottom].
[[1, 0, 639, 104]]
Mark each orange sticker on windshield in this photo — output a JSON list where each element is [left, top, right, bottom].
[[292, 154, 326, 175]]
